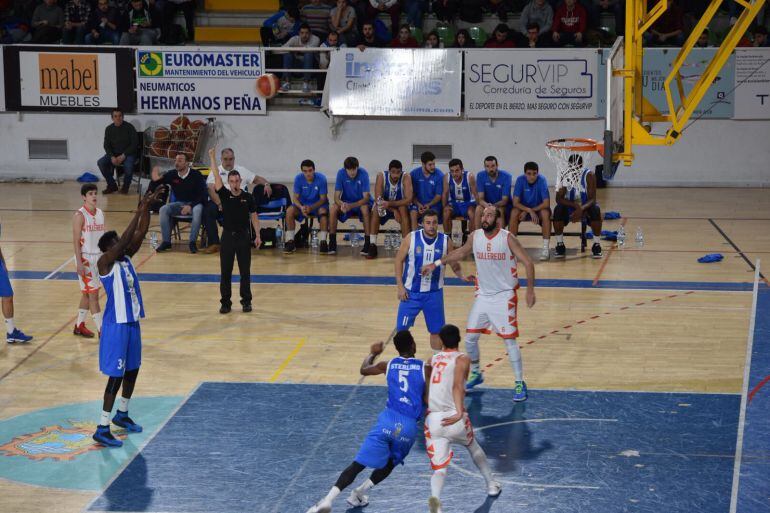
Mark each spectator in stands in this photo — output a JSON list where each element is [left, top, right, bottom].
[[452, 28, 475, 47], [486, 0, 512, 22], [403, 0, 426, 29], [484, 23, 516, 47], [586, 0, 618, 32], [319, 30, 344, 71], [301, 0, 331, 39], [423, 29, 444, 48], [432, 0, 458, 23], [31, 0, 63, 43], [391, 23, 420, 47], [695, 27, 710, 47], [552, 0, 587, 47], [85, 0, 121, 45], [366, 0, 400, 36], [520, 0, 552, 39], [329, 156, 372, 256], [330, 0, 357, 45], [62, 0, 90, 44], [680, 0, 707, 36], [97, 109, 138, 195], [356, 21, 385, 48], [409, 151, 444, 229], [162, 0, 194, 43], [261, 8, 300, 47], [458, 0, 484, 24], [119, 0, 157, 45], [751, 26, 769, 47], [524, 22, 547, 47], [644, 0, 684, 46], [510, 161, 551, 261], [280, 23, 321, 93], [151, 154, 208, 254]]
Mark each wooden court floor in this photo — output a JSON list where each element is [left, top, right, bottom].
[[0, 182, 767, 512]]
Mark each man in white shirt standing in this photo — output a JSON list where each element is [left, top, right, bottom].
[[203, 148, 271, 254]]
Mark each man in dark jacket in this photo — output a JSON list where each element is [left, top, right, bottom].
[[97, 109, 138, 195], [85, 0, 122, 45]]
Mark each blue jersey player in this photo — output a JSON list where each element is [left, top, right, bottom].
[[306, 331, 431, 513], [409, 151, 444, 229], [474, 155, 513, 231], [329, 156, 371, 256], [394, 210, 465, 350], [553, 155, 603, 259], [92, 186, 165, 447], [367, 159, 413, 260], [441, 158, 477, 236], [285, 159, 330, 254]]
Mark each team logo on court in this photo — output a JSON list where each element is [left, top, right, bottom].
[[138, 52, 164, 77], [0, 421, 126, 461]]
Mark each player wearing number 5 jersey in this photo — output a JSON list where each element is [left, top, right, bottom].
[[422, 205, 536, 402], [306, 331, 430, 513], [425, 324, 501, 513]]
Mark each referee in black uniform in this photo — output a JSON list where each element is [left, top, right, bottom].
[[208, 148, 261, 314]]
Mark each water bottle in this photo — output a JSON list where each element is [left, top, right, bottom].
[[635, 226, 644, 248], [275, 226, 284, 250], [376, 196, 387, 217], [617, 225, 626, 248], [391, 233, 401, 251], [150, 231, 158, 250], [350, 229, 360, 249], [310, 228, 319, 251], [451, 223, 462, 247]]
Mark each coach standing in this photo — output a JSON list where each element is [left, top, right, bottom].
[[208, 148, 261, 314]]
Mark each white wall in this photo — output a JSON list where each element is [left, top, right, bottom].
[[1, 110, 769, 187]]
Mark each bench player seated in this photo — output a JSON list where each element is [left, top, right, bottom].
[[367, 159, 413, 259], [442, 158, 477, 240], [553, 155, 603, 259], [474, 156, 512, 230], [329, 156, 372, 256], [410, 151, 444, 229], [510, 161, 552, 261], [285, 159, 329, 254]]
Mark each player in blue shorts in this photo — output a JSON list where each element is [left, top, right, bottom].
[[474, 155, 513, 230], [367, 159, 413, 259], [553, 155, 603, 259], [306, 331, 431, 513], [511, 161, 552, 261], [0, 242, 32, 344], [329, 156, 371, 256], [285, 159, 330, 254], [410, 151, 444, 229], [92, 186, 165, 447], [442, 158, 477, 237], [395, 210, 465, 350]]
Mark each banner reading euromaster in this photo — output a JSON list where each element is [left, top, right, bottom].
[[465, 49, 597, 119], [328, 48, 461, 117], [136, 46, 265, 114]]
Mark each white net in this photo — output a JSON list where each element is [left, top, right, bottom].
[[545, 138, 599, 193]]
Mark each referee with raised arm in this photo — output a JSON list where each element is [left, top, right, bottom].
[[208, 148, 261, 314]]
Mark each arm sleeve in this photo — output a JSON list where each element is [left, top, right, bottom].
[[335, 169, 343, 191], [248, 194, 258, 213], [320, 176, 328, 196], [519, 5, 530, 33], [293, 174, 302, 195], [263, 10, 284, 28], [128, 123, 138, 156], [552, 6, 563, 32], [194, 174, 207, 206], [578, 5, 587, 32], [103, 126, 112, 155], [361, 170, 370, 194], [541, 6, 553, 33], [513, 176, 523, 199], [538, 176, 549, 202]]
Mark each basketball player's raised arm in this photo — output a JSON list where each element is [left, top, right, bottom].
[[420, 234, 473, 277], [360, 341, 389, 376], [507, 233, 536, 308], [72, 211, 86, 275], [442, 354, 470, 426], [394, 233, 411, 301], [209, 148, 224, 192]]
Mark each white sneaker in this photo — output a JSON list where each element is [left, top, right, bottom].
[[346, 488, 369, 507], [428, 496, 442, 513], [302, 81, 311, 93], [280, 81, 291, 92], [487, 480, 502, 497], [539, 246, 550, 261], [305, 501, 331, 513]]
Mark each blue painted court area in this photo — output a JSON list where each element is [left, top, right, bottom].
[[90, 383, 742, 513]]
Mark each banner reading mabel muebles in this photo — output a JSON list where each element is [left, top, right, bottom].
[[464, 49, 598, 119], [136, 47, 266, 114]]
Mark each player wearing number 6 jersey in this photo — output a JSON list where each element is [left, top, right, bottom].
[[425, 324, 501, 513], [421, 205, 536, 402], [306, 330, 431, 513]]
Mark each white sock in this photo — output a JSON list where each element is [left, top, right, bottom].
[[369, 234, 377, 244], [92, 312, 102, 330], [431, 468, 448, 499], [355, 479, 374, 493], [556, 234, 564, 244], [286, 230, 295, 242], [99, 410, 111, 426], [504, 338, 523, 381], [322, 486, 341, 504], [465, 333, 481, 368], [77, 308, 88, 325], [5, 318, 15, 335], [542, 238, 549, 249], [319, 230, 328, 242], [467, 439, 494, 485], [118, 397, 129, 413]]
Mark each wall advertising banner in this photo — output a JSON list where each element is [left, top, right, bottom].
[[734, 48, 770, 119], [0, 47, 4, 112], [327, 48, 462, 117], [136, 46, 266, 114], [464, 49, 598, 119]]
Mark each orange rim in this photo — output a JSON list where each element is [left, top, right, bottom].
[[545, 137, 600, 152]]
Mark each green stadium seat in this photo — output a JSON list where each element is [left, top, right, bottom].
[[468, 26, 487, 46]]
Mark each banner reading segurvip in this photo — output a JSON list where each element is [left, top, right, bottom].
[[464, 49, 598, 119], [136, 47, 266, 114], [327, 48, 462, 117]]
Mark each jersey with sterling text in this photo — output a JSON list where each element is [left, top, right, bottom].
[[101, 256, 145, 324], [402, 230, 449, 294], [386, 356, 426, 419], [473, 228, 518, 297]]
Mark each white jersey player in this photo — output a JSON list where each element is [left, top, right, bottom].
[[425, 324, 501, 513], [72, 184, 105, 338], [422, 205, 536, 402]]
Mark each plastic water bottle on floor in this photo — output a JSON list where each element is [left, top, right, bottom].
[[276, 226, 284, 251], [617, 225, 626, 248], [635, 226, 644, 248], [350, 229, 360, 251], [150, 231, 158, 250], [310, 228, 319, 251]]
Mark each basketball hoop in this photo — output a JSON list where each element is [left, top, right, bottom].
[[545, 138, 604, 193]]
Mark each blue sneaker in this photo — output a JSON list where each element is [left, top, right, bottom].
[[466, 370, 484, 390], [112, 411, 143, 432], [93, 425, 123, 447], [6, 328, 33, 344], [513, 381, 528, 402]]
